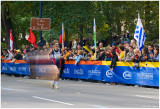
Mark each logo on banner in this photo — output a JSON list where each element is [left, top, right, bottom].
[[74, 69, 84, 75], [123, 71, 132, 79], [2, 65, 7, 71], [137, 72, 153, 80], [39, 68, 46, 73], [106, 70, 114, 78], [63, 68, 70, 74], [88, 70, 101, 76], [18, 67, 26, 71], [10, 66, 16, 71]]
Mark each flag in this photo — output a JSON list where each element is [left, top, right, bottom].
[[28, 29, 37, 48], [59, 23, 65, 50], [10, 30, 13, 50], [93, 18, 97, 59], [134, 13, 146, 51], [83, 46, 91, 52]]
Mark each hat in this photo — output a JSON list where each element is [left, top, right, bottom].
[[112, 42, 116, 46], [16, 50, 21, 53]]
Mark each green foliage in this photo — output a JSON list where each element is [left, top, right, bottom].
[[1, 1, 159, 48]]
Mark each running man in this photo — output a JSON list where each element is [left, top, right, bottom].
[[48, 40, 64, 89]]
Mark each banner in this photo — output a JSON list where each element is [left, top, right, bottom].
[[63, 60, 102, 80], [62, 61, 159, 87], [1, 62, 31, 75]]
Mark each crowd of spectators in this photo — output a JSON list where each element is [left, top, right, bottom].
[[1, 33, 159, 66]]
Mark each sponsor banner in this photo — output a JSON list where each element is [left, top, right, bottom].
[[63, 64, 102, 81], [63, 61, 159, 86], [101, 65, 159, 86], [1, 63, 31, 75], [35, 65, 54, 76]]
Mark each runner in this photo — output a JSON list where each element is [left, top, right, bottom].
[[48, 40, 64, 89]]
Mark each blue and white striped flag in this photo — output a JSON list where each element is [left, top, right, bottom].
[[134, 13, 146, 51]]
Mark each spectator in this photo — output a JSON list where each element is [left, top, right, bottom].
[[125, 46, 134, 62], [140, 47, 148, 62], [124, 41, 130, 49], [3, 49, 9, 58], [75, 50, 84, 65], [130, 39, 136, 49], [90, 49, 96, 60], [96, 47, 100, 60], [24, 49, 30, 62], [118, 45, 125, 61], [37, 37, 46, 50], [97, 50, 105, 60], [153, 48, 159, 62], [105, 49, 112, 61], [6, 50, 14, 60], [72, 39, 77, 50], [77, 44, 82, 50], [148, 44, 154, 59], [121, 49, 129, 61], [132, 49, 140, 68], [110, 50, 118, 71], [149, 48, 159, 62], [11, 50, 23, 62], [111, 42, 119, 55], [64, 49, 70, 60], [99, 42, 105, 50], [83, 50, 89, 60]]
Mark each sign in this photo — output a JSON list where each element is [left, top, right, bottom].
[[31, 18, 50, 30], [1, 63, 31, 75], [62, 61, 159, 87]]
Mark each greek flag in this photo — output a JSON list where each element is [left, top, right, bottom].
[[134, 13, 146, 51]]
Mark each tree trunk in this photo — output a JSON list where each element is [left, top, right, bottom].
[[1, 5, 17, 49], [65, 29, 69, 48], [79, 25, 83, 46]]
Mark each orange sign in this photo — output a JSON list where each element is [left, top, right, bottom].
[[31, 18, 50, 30]]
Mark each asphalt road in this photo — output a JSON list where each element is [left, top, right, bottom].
[[1, 74, 159, 108]]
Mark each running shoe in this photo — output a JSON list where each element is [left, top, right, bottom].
[[55, 84, 59, 89]]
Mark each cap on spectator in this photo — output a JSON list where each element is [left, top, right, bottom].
[[16, 50, 21, 53], [112, 42, 116, 46]]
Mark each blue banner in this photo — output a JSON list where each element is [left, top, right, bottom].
[[63, 64, 102, 81], [1, 63, 31, 75], [62, 62, 159, 87], [101, 65, 159, 87], [35, 64, 54, 76]]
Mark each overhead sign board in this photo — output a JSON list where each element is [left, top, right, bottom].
[[31, 18, 50, 30]]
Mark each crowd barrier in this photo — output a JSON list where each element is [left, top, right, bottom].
[[1, 60, 159, 87], [1, 60, 30, 75], [63, 60, 159, 87]]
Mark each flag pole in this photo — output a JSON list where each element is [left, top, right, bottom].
[[94, 18, 96, 60], [62, 23, 63, 50]]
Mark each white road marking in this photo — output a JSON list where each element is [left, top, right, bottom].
[[1, 87, 13, 91], [135, 95, 159, 100], [32, 96, 74, 106], [92, 105, 108, 108]]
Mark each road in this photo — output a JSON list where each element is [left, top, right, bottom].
[[1, 74, 159, 108]]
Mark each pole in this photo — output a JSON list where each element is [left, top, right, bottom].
[[62, 23, 63, 50], [39, 1, 42, 40]]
